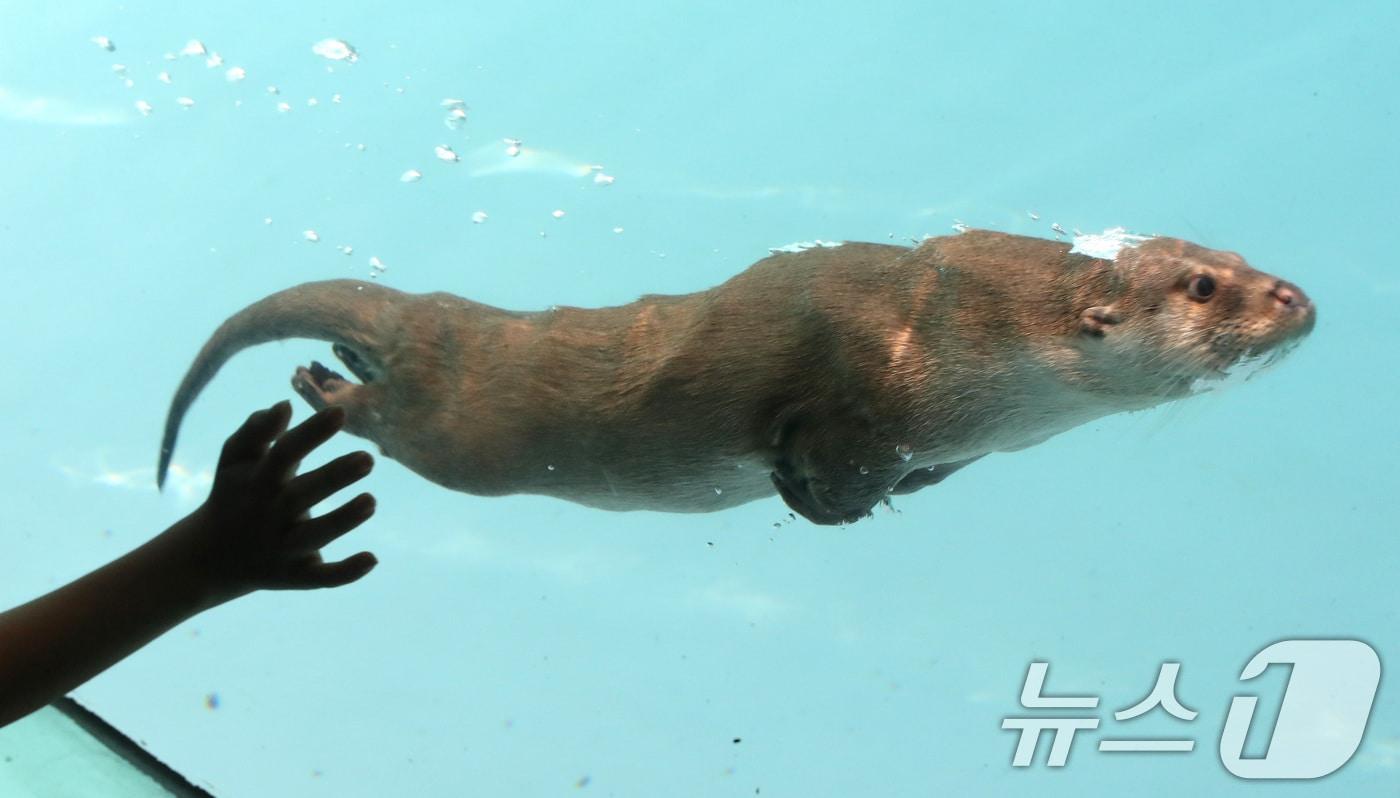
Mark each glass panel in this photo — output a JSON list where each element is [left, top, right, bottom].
[[2, 2, 1397, 795], [0, 702, 196, 797]]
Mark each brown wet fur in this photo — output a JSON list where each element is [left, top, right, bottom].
[[159, 230, 1315, 524]]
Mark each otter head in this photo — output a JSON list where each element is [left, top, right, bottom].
[[1075, 236, 1315, 400]]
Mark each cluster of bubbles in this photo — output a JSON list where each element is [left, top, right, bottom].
[[89, 32, 625, 279], [951, 210, 1091, 243], [296, 226, 391, 278], [97, 37, 257, 115]]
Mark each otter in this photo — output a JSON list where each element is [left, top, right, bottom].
[[157, 229, 1314, 525]]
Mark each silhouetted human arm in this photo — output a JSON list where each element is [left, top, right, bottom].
[[0, 401, 377, 728]]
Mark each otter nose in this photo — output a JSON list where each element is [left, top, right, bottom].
[[1270, 281, 1310, 311]]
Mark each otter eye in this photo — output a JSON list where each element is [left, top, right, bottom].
[[1187, 274, 1216, 301]]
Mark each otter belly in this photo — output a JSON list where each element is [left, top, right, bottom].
[[540, 466, 779, 513]]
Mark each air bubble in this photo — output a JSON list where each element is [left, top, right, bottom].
[[714, 487, 723, 495], [91, 36, 116, 52], [181, 40, 207, 57], [225, 66, 246, 82], [135, 100, 153, 116], [858, 465, 869, 475], [400, 169, 422, 183], [276, 101, 291, 113], [368, 256, 387, 278], [434, 145, 459, 162], [312, 38, 359, 63], [471, 211, 488, 224], [158, 71, 172, 84], [337, 244, 353, 256], [551, 209, 565, 219], [266, 85, 280, 95], [111, 64, 127, 75], [612, 227, 624, 234], [205, 52, 223, 68], [896, 443, 913, 462], [303, 230, 320, 242], [593, 173, 615, 186], [176, 96, 195, 108]]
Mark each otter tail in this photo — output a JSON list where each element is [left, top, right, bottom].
[[158, 279, 400, 489]]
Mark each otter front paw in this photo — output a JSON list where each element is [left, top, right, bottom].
[[770, 460, 873, 526]]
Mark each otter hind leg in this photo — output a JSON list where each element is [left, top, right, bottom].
[[291, 358, 361, 408], [332, 343, 379, 382], [291, 361, 385, 451]]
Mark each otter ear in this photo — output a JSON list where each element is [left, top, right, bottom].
[[1079, 305, 1121, 338]]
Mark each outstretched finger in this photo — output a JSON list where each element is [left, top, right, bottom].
[[282, 452, 374, 516], [284, 551, 378, 589], [265, 406, 346, 481], [218, 400, 292, 470], [295, 492, 376, 551]]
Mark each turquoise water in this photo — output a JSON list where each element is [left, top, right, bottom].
[[2, 1, 1398, 794]]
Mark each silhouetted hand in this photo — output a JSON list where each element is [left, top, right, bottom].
[[187, 400, 378, 604], [0, 399, 380, 728]]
